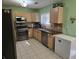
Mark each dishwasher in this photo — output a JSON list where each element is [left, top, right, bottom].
[[54, 34, 76, 59], [41, 31, 48, 47]]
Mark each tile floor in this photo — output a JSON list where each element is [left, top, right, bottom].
[[16, 39, 62, 59]]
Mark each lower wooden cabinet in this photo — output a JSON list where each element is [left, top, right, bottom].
[[32, 29, 56, 51], [33, 29, 35, 38], [35, 30, 38, 39], [33, 29, 42, 42], [48, 34, 55, 50], [28, 28, 33, 38], [37, 31, 42, 42], [33, 29, 37, 39]]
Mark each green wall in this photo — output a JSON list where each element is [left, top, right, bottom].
[[38, 5, 52, 13], [38, 5, 52, 24], [38, 0, 76, 37], [63, 0, 76, 37]]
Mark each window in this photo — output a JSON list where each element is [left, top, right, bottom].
[[41, 12, 50, 25]]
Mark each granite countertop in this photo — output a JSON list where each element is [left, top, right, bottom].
[[37, 28, 62, 35], [27, 27, 62, 35]]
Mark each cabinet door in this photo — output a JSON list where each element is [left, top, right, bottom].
[[53, 7, 59, 23], [26, 13, 32, 22], [38, 31, 41, 42], [50, 9, 53, 23], [58, 7, 63, 23], [33, 29, 36, 38], [32, 13, 39, 22], [52, 7, 63, 23], [15, 12, 32, 22], [48, 34, 55, 50], [28, 29, 33, 38], [33, 29, 37, 39], [35, 30, 38, 39]]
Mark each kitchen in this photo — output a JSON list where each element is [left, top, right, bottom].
[[2, 0, 76, 59]]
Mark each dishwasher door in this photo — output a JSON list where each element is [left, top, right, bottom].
[[42, 32, 48, 47], [55, 37, 70, 59]]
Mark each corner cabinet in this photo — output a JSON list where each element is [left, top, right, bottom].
[[50, 7, 64, 23]]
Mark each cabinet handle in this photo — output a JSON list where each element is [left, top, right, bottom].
[[58, 40, 62, 42]]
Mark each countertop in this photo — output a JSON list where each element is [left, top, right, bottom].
[[30, 28, 62, 35], [27, 27, 62, 35], [54, 34, 76, 41]]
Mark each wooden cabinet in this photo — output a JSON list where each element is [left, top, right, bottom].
[[26, 13, 32, 22], [50, 7, 63, 23], [35, 30, 38, 39], [48, 34, 55, 50], [15, 12, 39, 22], [33, 29, 41, 41], [28, 28, 33, 38], [33, 29, 35, 38], [31, 13, 40, 22], [33, 29, 37, 39], [37, 30, 42, 42], [15, 12, 32, 22]]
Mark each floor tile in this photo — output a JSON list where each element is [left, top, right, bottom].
[[16, 39, 62, 59]]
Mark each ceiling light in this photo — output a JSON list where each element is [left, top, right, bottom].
[[35, 2, 38, 4], [18, 0, 33, 4], [17, 0, 34, 7], [21, 3, 28, 7]]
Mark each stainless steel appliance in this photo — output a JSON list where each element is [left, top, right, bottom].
[[16, 17, 28, 41]]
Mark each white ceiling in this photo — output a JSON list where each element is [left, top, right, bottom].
[[2, 0, 62, 9]]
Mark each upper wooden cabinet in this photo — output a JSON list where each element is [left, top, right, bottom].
[[15, 12, 32, 22], [31, 13, 40, 22], [50, 7, 63, 23], [15, 12, 39, 22], [26, 13, 32, 22]]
